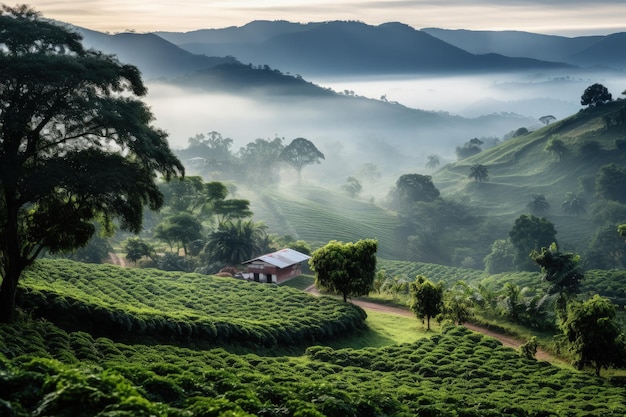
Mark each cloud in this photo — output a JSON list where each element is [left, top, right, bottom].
[[28, 0, 626, 35]]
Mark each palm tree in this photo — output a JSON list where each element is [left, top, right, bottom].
[[468, 164, 488, 182], [527, 194, 550, 216], [203, 219, 267, 265], [426, 154, 440, 171]]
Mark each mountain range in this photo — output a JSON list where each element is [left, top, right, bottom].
[[154, 20, 574, 76]]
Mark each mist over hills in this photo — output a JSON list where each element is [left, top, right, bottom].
[[156, 20, 573, 76]]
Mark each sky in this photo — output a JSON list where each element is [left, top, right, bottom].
[[26, 0, 626, 36]]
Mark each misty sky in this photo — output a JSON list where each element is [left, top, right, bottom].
[[28, 0, 626, 36]]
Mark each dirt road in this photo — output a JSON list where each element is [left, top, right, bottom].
[[305, 285, 557, 362]]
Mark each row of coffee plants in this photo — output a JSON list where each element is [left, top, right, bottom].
[[2, 318, 625, 416], [17, 259, 367, 346], [377, 259, 485, 287]]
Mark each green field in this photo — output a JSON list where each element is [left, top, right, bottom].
[[3, 259, 626, 416]]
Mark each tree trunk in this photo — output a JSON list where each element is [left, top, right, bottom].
[[0, 270, 18, 323], [426, 315, 431, 330]]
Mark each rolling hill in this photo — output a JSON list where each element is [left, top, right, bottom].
[[432, 99, 626, 251]]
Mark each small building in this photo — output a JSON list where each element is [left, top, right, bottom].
[[242, 248, 311, 284]]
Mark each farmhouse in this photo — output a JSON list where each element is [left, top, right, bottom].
[[242, 248, 311, 284]]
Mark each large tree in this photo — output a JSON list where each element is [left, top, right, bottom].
[[279, 137, 325, 180], [468, 164, 488, 182], [309, 239, 378, 302], [388, 173, 440, 211], [409, 275, 443, 330], [580, 83, 612, 108], [508, 214, 558, 271], [560, 295, 625, 376], [203, 219, 267, 266], [0, 6, 184, 323], [531, 242, 584, 318]]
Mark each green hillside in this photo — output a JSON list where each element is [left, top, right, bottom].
[[248, 184, 403, 258], [433, 100, 626, 250]]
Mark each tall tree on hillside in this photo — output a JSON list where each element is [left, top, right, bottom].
[[388, 173, 440, 211], [527, 194, 550, 216], [581, 83, 612, 108], [237, 136, 284, 185], [409, 275, 443, 330], [203, 220, 267, 266], [0, 6, 184, 323], [560, 295, 625, 376], [426, 154, 441, 171], [279, 137, 325, 181], [468, 164, 488, 182], [508, 215, 558, 271], [309, 239, 378, 302], [531, 242, 584, 318]]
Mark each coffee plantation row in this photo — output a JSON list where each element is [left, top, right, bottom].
[[16, 259, 367, 347], [378, 258, 626, 306], [2, 317, 625, 417]]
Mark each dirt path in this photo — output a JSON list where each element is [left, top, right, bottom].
[[107, 252, 129, 268], [305, 285, 558, 362]]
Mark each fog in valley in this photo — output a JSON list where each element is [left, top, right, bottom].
[[144, 69, 626, 187]]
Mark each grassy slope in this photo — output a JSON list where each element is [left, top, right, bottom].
[[433, 100, 626, 249], [248, 183, 403, 258]]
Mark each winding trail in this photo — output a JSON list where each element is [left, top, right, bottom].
[[305, 285, 558, 362]]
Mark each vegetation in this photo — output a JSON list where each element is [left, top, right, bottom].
[[560, 295, 625, 376], [581, 83, 613, 108], [310, 239, 378, 302], [2, 317, 626, 417], [409, 275, 443, 330], [17, 259, 367, 347], [279, 137, 325, 180], [0, 6, 184, 323]]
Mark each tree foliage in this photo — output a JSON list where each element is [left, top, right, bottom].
[[279, 137, 325, 180], [544, 138, 568, 161], [309, 239, 378, 302], [426, 154, 440, 171], [527, 194, 550, 216], [595, 163, 626, 204], [203, 220, 267, 267], [560, 295, 625, 376], [409, 275, 443, 330], [388, 173, 440, 211], [123, 237, 156, 264], [0, 6, 184, 323], [341, 176, 362, 198], [455, 138, 483, 159], [468, 164, 488, 182], [154, 213, 203, 256], [508, 215, 558, 271], [532, 243, 584, 297], [581, 83, 613, 108]]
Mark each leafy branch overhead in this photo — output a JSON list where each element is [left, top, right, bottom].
[[0, 5, 183, 323]]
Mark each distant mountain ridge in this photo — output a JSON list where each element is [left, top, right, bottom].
[[155, 20, 572, 76], [421, 28, 626, 70], [76, 27, 237, 79]]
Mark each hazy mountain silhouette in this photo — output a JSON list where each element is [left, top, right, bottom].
[[76, 27, 237, 79], [422, 28, 626, 70], [156, 20, 572, 76]]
